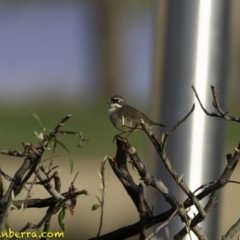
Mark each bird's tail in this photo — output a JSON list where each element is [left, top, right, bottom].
[[147, 121, 167, 127], [154, 123, 167, 127]]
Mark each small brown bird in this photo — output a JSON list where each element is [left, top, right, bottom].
[[108, 95, 166, 135]]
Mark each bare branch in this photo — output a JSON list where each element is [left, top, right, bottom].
[[49, 130, 89, 148], [126, 137, 205, 240], [127, 143, 177, 209], [0, 190, 13, 231], [162, 103, 195, 149], [192, 85, 240, 122], [177, 143, 240, 239], [222, 218, 240, 240], [145, 208, 178, 240], [34, 166, 67, 203], [96, 158, 107, 237], [42, 170, 62, 240], [168, 103, 195, 135], [0, 149, 25, 157], [23, 175, 37, 209], [140, 121, 206, 219], [17, 190, 88, 234], [0, 170, 3, 198]]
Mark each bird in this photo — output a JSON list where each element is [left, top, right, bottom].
[[108, 95, 166, 136]]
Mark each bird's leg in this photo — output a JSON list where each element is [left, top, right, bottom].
[[112, 125, 137, 142], [112, 132, 127, 142], [124, 129, 135, 138]]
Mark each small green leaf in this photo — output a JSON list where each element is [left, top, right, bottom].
[[122, 115, 125, 126], [178, 173, 184, 183], [11, 190, 15, 200], [43, 141, 51, 150], [31, 111, 43, 130], [185, 225, 190, 234], [56, 140, 74, 173], [58, 207, 66, 231], [102, 156, 108, 168], [98, 171, 102, 179], [161, 133, 166, 142], [92, 204, 100, 211], [34, 131, 44, 141]]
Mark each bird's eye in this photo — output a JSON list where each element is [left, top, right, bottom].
[[111, 97, 122, 104], [113, 98, 119, 103]]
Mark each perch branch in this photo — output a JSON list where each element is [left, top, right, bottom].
[[141, 105, 205, 219]]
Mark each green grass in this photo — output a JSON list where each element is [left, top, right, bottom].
[[1, 98, 238, 163], [0, 99, 147, 160]]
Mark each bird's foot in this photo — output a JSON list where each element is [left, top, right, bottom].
[[112, 133, 127, 142]]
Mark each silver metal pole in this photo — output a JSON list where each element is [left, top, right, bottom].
[[151, 0, 231, 239]]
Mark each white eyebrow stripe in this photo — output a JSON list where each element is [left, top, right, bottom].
[[114, 98, 124, 102]]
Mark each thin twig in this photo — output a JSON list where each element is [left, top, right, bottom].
[[162, 103, 195, 148], [192, 85, 240, 122], [177, 143, 240, 239], [97, 157, 108, 237], [24, 175, 37, 209], [118, 137, 205, 240], [145, 208, 177, 240], [41, 170, 62, 240], [0, 190, 13, 231], [0, 149, 25, 157], [141, 107, 205, 219], [0, 170, 3, 198], [222, 218, 240, 240], [17, 190, 88, 234]]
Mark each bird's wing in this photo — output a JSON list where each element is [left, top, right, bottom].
[[117, 105, 140, 121], [117, 105, 150, 123], [118, 105, 166, 127]]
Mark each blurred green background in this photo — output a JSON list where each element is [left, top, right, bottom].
[[0, 99, 147, 156], [1, 1, 240, 239]]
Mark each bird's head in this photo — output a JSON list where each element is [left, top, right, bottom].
[[109, 95, 126, 112]]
